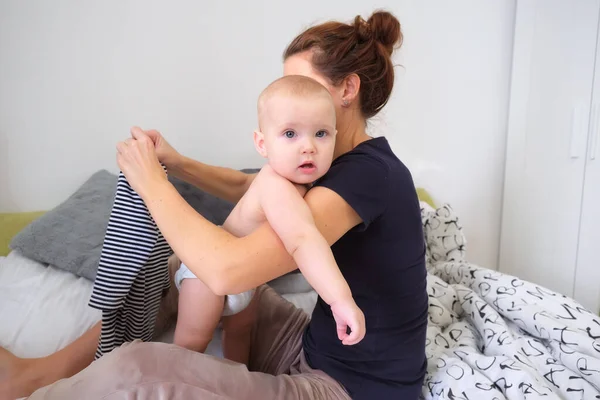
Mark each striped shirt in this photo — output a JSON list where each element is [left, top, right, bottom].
[[89, 169, 172, 358]]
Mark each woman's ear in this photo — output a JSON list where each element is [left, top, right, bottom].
[[253, 130, 268, 158], [341, 73, 361, 106]]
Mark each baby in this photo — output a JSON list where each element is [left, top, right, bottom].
[[173, 75, 365, 363]]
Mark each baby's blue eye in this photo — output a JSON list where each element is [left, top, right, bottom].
[[284, 130, 296, 138], [316, 130, 327, 138]]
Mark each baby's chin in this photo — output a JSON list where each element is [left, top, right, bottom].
[[275, 167, 327, 185], [289, 176, 318, 186]]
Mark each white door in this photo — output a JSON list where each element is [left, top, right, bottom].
[[499, 0, 599, 297], [573, 35, 600, 312]]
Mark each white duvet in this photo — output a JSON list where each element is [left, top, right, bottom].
[[0, 251, 101, 358], [0, 251, 317, 359], [5, 201, 599, 399], [424, 261, 600, 400]]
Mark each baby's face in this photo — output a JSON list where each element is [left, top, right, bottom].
[[259, 94, 336, 185]]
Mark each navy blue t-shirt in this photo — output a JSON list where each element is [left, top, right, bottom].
[[302, 137, 428, 399]]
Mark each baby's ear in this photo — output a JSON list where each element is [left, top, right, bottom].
[[253, 130, 268, 158]]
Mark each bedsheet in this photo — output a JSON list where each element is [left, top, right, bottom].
[[0, 251, 101, 358], [424, 261, 600, 400], [4, 250, 600, 399], [0, 251, 317, 359]]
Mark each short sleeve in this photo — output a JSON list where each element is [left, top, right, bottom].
[[314, 151, 390, 230]]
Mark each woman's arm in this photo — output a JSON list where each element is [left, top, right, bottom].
[[143, 129, 256, 204], [117, 128, 361, 294], [168, 155, 256, 204], [142, 180, 361, 295]]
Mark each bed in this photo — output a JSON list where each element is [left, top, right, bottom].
[[1, 170, 599, 399], [0, 250, 317, 359]]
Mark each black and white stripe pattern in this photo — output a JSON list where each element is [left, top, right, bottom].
[[89, 169, 172, 358]]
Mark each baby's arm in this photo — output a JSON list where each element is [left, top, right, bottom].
[[259, 169, 354, 312]]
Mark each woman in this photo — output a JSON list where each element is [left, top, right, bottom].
[[1, 10, 428, 400]]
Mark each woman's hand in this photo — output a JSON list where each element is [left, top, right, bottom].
[[116, 126, 169, 199], [138, 129, 181, 169]]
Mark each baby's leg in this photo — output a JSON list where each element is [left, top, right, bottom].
[[174, 277, 224, 353], [221, 291, 259, 366], [152, 253, 182, 339]]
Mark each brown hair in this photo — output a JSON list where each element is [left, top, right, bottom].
[[283, 10, 402, 119]]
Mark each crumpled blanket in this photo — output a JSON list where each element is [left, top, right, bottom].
[[420, 203, 600, 399]]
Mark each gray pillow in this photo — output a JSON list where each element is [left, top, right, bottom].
[[10, 169, 243, 281], [10, 170, 117, 280], [167, 175, 235, 226]]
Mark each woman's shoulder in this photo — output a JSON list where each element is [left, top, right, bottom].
[[328, 136, 411, 184], [313, 137, 417, 228]]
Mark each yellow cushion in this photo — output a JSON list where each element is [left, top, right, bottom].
[[0, 211, 46, 256], [416, 188, 436, 209]]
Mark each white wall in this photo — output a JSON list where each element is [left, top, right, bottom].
[[0, 0, 516, 269]]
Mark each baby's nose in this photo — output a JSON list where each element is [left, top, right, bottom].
[[301, 139, 316, 153]]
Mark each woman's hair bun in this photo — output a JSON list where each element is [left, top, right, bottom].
[[365, 11, 402, 55], [284, 9, 403, 119]]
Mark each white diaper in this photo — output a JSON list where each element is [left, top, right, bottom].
[[175, 262, 255, 317]]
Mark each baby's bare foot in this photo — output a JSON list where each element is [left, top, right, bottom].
[[0, 347, 45, 400]]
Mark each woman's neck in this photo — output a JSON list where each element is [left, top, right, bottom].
[[333, 118, 371, 159]]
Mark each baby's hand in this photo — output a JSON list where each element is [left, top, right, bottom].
[[330, 299, 366, 345]]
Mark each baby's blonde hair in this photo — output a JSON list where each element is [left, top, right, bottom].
[[257, 75, 335, 130]]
